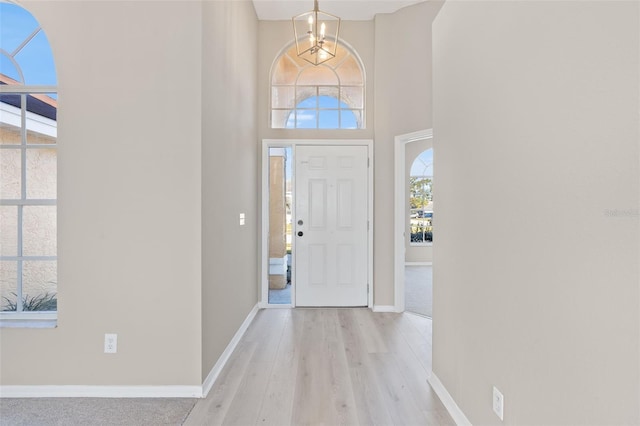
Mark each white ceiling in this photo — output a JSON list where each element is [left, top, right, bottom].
[[252, 0, 428, 21]]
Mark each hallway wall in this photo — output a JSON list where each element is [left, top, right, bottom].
[[433, 1, 640, 423], [1, 1, 204, 386], [373, 1, 444, 304], [201, 0, 260, 381]]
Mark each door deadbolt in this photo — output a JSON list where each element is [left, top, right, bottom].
[[297, 231, 304, 237]]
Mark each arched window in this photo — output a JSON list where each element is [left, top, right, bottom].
[[270, 40, 365, 129], [0, 2, 58, 320], [409, 149, 433, 243]]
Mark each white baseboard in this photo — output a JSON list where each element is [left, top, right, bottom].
[[405, 262, 432, 266], [427, 372, 472, 426], [0, 385, 202, 398], [201, 303, 260, 398], [372, 305, 398, 313], [0, 303, 261, 400]]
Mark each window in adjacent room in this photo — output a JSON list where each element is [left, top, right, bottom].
[[0, 2, 58, 325], [409, 149, 433, 245], [270, 40, 365, 129]]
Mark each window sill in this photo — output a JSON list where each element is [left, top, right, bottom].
[[410, 242, 433, 247], [0, 312, 57, 328]]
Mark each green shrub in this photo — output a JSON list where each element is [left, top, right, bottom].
[[2, 292, 57, 311]]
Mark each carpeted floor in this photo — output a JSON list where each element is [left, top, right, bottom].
[[405, 265, 433, 317], [0, 397, 197, 426]]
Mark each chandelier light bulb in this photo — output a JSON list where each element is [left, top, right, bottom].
[[292, 0, 341, 66]]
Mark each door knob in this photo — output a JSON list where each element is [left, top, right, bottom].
[[297, 231, 304, 237]]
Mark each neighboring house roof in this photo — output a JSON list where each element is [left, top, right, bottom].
[[0, 73, 57, 121]]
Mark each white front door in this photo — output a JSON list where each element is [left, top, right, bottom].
[[295, 145, 369, 307]]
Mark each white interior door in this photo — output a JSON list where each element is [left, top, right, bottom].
[[295, 145, 369, 307]]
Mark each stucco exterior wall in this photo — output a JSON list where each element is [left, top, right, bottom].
[[0, 124, 57, 307]]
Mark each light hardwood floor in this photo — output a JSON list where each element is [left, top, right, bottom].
[[185, 308, 454, 426]]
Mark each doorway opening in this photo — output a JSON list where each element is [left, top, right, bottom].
[[405, 148, 433, 317], [394, 130, 433, 315]]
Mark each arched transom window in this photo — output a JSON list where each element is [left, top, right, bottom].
[[271, 40, 365, 129]]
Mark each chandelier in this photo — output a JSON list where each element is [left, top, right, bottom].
[[292, 0, 341, 66]]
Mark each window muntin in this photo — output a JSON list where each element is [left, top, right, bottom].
[[271, 41, 364, 129], [0, 3, 57, 320]]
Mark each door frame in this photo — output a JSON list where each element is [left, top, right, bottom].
[[261, 139, 374, 309], [394, 129, 433, 312]]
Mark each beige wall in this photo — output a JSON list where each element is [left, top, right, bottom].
[[433, 1, 640, 424], [405, 138, 432, 263], [0, 1, 259, 388], [374, 1, 443, 304], [201, 0, 259, 382]]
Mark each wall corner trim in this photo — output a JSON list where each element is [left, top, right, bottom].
[[0, 385, 203, 398], [427, 372, 472, 426], [202, 303, 260, 398], [372, 305, 398, 313]]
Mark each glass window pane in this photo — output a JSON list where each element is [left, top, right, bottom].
[[271, 55, 299, 85], [341, 86, 363, 109], [0, 261, 18, 312], [296, 110, 317, 129], [335, 55, 363, 85], [272, 86, 295, 109], [296, 86, 316, 105], [297, 66, 338, 86], [0, 149, 22, 199], [297, 96, 318, 109], [318, 110, 339, 129], [318, 89, 339, 108], [0, 54, 23, 83], [22, 261, 57, 311], [0, 123, 22, 145], [23, 205, 56, 256], [26, 148, 56, 199], [0, 94, 23, 140], [285, 111, 296, 129], [26, 93, 57, 143], [14, 30, 57, 86], [341, 110, 360, 129], [272, 110, 290, 129], [0, 206, 18, 256], [0, 3, 40, 54]]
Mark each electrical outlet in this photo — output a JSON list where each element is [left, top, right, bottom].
[[104, 333, 117, 354], [493, 386, 504, 421], [239, 213, 245, 226]]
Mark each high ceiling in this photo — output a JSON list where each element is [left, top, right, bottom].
[[252, 0, 428, 21]]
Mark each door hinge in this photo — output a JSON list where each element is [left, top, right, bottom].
[[367, 220, 370, 230], [367, 283, 370, 294], [368, 158, 370, 168]]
